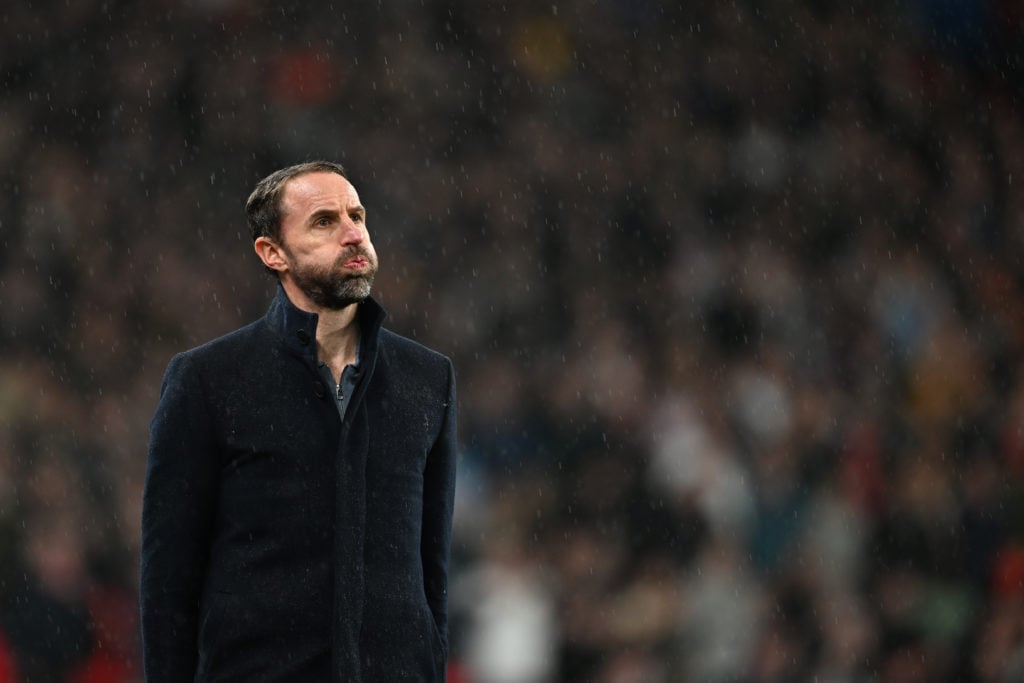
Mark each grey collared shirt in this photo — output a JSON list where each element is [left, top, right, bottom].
[[316, 342, 360, 419]]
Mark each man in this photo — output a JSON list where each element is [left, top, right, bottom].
[[140, 161, 457, 681]]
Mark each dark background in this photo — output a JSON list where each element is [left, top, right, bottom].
[[1, 1, 1023, 681]]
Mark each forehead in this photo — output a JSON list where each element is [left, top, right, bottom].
[[280, 172, 360, 215]]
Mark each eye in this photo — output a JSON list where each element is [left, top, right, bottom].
[[350, 213, 364, 223], [315, 216, 332, 227]]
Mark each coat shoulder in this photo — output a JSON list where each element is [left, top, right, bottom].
[[379, 328, 452, 369], [378, 329, 454, 392], [179, 318, 270, 363], [164, 319, 274, 389]]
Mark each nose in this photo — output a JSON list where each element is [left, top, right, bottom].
[[339, 217, 364, 245]]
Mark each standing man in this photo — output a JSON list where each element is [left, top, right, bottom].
[[141, 161, 457, 681]]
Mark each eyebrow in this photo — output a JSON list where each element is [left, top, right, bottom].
[[307, 205, 366, 223]]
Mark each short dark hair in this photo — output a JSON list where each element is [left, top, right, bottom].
[[245, 160, 348, 244]]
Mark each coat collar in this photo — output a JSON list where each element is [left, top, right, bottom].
[[265, 284, 387, 360]]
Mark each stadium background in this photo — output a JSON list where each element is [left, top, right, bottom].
[[1, 1, 1023, 681]]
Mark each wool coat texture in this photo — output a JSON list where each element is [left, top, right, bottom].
[[140, 286, 457, 682]]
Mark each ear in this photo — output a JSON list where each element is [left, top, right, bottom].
[[254, 236, 289, 273]]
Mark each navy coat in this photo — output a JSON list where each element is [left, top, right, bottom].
[[140, 287, 457, 682]]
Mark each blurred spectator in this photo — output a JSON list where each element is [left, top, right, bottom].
[[454, 535, 558, 683], [3, 514, 92, 683]]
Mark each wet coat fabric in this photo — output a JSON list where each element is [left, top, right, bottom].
[[140, 286, 457, 682]]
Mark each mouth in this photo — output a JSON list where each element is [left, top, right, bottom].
[[342, 257, 369, 269]]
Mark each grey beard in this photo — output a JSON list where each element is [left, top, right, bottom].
[[288, 251, 377, 310], [282, 244, 379, 311], [297, 272, 375, 310]]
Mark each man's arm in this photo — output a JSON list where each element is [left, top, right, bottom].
[[140, 352, 220, 681], [421, 360, 458, 659]]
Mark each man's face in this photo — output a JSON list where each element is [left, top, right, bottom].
[[275, 172, 379, 311]]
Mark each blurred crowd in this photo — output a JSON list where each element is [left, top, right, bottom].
[[2, 0, 1024, 681]]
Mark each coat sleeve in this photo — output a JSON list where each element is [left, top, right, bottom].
[[421, 359, 457, 659], [140, 352, 220, 681]]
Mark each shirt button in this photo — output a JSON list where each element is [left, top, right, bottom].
[[297, 329, 311, 345]]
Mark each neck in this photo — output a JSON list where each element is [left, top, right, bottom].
[[315, 305, 360, 368]]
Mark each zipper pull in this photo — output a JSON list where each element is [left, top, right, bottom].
[[336, 384, 343, 401]]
